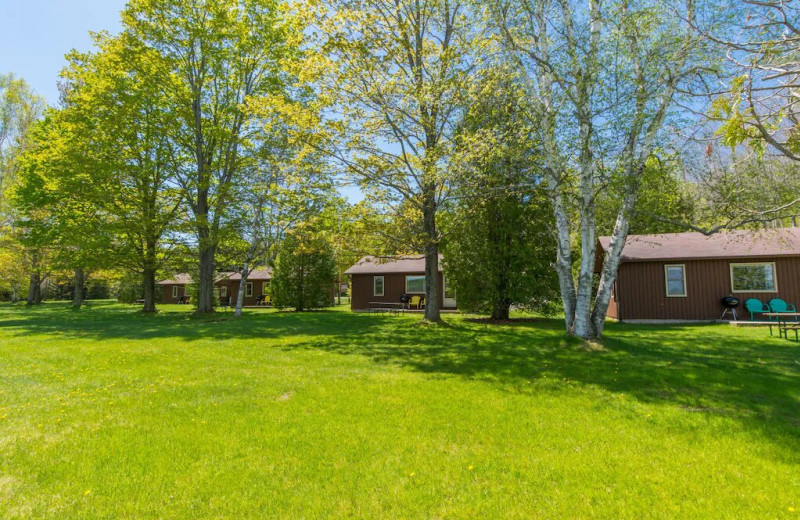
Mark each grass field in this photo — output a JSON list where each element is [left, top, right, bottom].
[[0, 301, 798, 519]]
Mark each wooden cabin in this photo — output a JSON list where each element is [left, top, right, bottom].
[[158, 269, 273, 306], [157, 273, 194, 304], [345, 255, 457, 311], [597, 228, 800, 322]]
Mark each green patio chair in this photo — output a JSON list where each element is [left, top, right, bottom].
[[768, 298, 798, 321], [744, 298, 769, 321]]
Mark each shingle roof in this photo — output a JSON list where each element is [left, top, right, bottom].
[[598, 228, 800, 262], [225, 268, 273, 281], [344, 255, 444, 275], [157, 273, 193, 285], [157, 272, 240, 285]]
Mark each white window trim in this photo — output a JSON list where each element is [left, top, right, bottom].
[[373, 275, 384, 297], [664, 264, 687, 297], [245, 282, 253, 297], [220, 285, 227, 298], [405, 275, 425, 294], [172, 286, 179, 298], [730, 262, 778, 293]]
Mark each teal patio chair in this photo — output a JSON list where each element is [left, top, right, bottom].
[[768, 298, 797, 321], [744, 298, 769, 321]]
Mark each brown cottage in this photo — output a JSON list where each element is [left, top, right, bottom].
[[345, 255, 457, 311], [597, 228, 800, 322], [157, 273, 194, 304], [157, 269, 273, 306]]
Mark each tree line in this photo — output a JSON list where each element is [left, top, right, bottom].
[[0, 0, 798, 339]]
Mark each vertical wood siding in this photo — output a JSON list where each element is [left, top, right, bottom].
[[616, 256, 800, 320], [350, 273, 453, 310], [160, 284, 187, 304]]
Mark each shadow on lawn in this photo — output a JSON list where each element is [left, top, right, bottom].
[[3, 301, 799, 454]]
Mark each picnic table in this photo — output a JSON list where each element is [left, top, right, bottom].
[[762, 312, 800, 340], [368, 302, 405, 316]]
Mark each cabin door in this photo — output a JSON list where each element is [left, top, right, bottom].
[[443, 276, 457, 308]]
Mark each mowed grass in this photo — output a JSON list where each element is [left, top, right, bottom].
[[0, 302, 798, 519]]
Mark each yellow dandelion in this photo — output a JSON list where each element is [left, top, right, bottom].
[[409, 472, 415, 477], [84, 489, 91, 496], [468, 465, 474, 471], [789, 507, 796, 512]]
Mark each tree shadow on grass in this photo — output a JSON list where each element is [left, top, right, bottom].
[[285, 317, 800, 461], [2, 302, 799, 460], [0, 301, 389, 342]]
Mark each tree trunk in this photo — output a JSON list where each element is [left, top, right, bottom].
[[491, 300, 511, 321], [196, 241, 216, 314], [296, 263, 305, 312], [572, 204, 598, 339], [234, 262, 250, 317], [27, 271, 41, 305], [550, 188, 577, 332], [141, 235, 158, 313], [11, 282, 19, 303], [142, 267, 157, 313], [72, 268, 85, 308], [422, 186, 441, 323], [590, 193, 636, 337]]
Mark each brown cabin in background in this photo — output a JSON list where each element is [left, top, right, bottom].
[[597, 228, 800, 322], [345, 255, 457, 311], [157, 273, 195, 304], [158, 269, 273, 306]]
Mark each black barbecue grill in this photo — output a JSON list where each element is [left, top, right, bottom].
[[720, 296, 741, 321]]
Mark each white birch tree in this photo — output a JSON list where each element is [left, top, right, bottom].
[[495, 0, 705, 338]]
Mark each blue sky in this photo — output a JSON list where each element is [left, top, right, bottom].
[[0, 0, 362, 202], [1, 1, 127, 104]]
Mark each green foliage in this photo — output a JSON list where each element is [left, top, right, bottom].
[[444, 71, 559, 319], [271, 233, 335, 311], [595, 154, 697, 236]]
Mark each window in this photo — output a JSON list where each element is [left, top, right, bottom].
[[219, 285, 227, 298], [373, 276, 384, 296], [172, 286, 179, 298], [664, 265, 686, 297], [245, 282, 253, 297], [731, 262, 777, 292], [405, 275, 425, 294], [262, 281, 270, 295]]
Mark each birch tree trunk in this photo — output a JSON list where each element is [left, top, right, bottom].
[[234, 262, 250, 317], [591, 194, 635, 335]]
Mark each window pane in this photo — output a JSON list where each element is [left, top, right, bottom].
[[406, 275, 425, 293], [732, 264, 776, 291], [374, 276, 384, 296], [666, 266, 685, 296]]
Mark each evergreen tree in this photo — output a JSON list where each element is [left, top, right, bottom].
[[271, 233, 336, 311], [444, 72, 559, 320]]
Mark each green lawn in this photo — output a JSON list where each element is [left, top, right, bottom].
[[0, 302, 798, 519]]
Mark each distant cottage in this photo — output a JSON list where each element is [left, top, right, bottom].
[[345, 255, 457, 311], [597, 228, 800, 322], [158, 269, 273, 306]]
